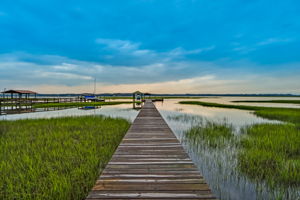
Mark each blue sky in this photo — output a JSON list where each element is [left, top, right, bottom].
[[0, 0, 299, 94]]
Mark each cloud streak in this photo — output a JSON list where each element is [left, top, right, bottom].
[[0, 52, 215, 86], [95, 38, 214, 64], [96, 38, 141, 52], [233, 37, 295, 54], [1, 51, 299, 94], [28, 73, 300, 94], [257, 38, 293, 46]]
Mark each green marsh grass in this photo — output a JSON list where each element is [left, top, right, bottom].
[[181, 100, 300, 189], [232, 100, 300, 104], [255, 109, 300, 125], [179, 101, 300, 125], [184, 121, 300, 198], [179, 100, 262, 110], [186, 121, 234, 148], [238, 123, 300, 186], [0, 116, 130, 200]]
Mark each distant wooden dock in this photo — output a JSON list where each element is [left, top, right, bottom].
[[0, 97, 92, 115], [86, 100, 216, 200]]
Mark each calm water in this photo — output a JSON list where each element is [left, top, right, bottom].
[[1, 97, 299, 199], [0, 103, 139, 122], [154, 99, 278, 132]]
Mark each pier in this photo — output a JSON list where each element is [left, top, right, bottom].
[[0, 97, 89, 115], [86, 100, 216, 200]]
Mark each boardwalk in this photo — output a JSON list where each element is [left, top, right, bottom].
[[86, 100, 216, 200]]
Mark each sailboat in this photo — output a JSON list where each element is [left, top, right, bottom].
[[79, 78, 102, 110]]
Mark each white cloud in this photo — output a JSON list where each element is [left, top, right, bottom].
[[28, 75, 237, 94], [96, 38, 213, 61], [1, 51, 299, 94], [232, 46, 256, 54], [233, 37, 294, 54], [29, 73, 300, 94], [167, 46, 215, 57], [95, 38, 158, 61], [132, 49, 153, 56], [38, 71, 93, 80], [257, 38, 293, 46], [52, 63, 77, 71], [96, 38, 140, 51]]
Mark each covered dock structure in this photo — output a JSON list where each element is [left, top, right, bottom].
[[2, 90, 37, 99]]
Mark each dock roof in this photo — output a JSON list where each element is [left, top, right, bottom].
[[2, 90, 37, 94]]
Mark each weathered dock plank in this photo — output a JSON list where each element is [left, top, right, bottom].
[[86, 100, 216, 200]]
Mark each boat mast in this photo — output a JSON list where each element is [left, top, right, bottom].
[[93, 78, 96, 96]]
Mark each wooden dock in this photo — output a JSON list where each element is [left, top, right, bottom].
[[86, 100, 216, 200]]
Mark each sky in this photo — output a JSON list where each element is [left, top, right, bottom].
[[0, 0, 299, 94]]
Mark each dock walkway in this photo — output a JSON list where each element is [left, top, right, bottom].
[[86, 100, 216, 200]]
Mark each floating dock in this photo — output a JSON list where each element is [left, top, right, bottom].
[[86, 100, 216, 200]]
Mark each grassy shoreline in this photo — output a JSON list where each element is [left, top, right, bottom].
[[179, 100, 269, 110], [232, 100, 300, 104], [238, 123, 300, 187], [0, 116, 130, 200], [186, 121, 234, 148], [179, 101, 300, 125], [182, 100, 300, 189], [185, 121, 300, 189]]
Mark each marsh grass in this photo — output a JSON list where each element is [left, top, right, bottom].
[[171, 101, 300, 198], [0, 116, 130, 200], [186, 121, 235, 148], [181, 101, 300, 186], [238, 123, 300, 187], [179, 101, 263, 110], [179, 101, 300, 126], [184, 120, 300, 198], [167, 114, 203, 124], [255, 109, 300, 125], [181, 101, 300, 191], [232, 100, 300, 104]]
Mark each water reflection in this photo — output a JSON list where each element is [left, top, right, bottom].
[[154, 99, 299, 200], [0, 104, 139, 122], [154, 99, 277, 130]]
